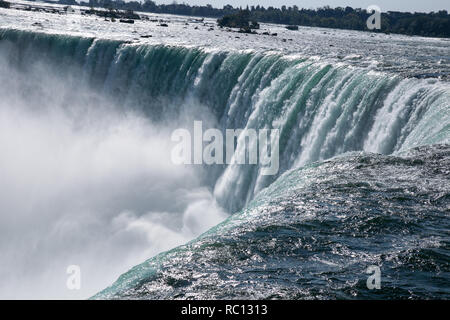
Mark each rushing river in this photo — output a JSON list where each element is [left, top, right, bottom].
[[0, 4, 449, 299]]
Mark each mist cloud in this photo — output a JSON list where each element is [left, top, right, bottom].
[[0, 43, 226, 299]]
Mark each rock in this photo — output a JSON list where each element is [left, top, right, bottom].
[[119, 19, 134, 24], [250, 21, 260, 29], [286, 25, 299, 31], [238, 26, 257, 34]]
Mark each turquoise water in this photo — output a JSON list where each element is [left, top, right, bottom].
[[0, 26, 449, 299], [94, 145, 450, 299]]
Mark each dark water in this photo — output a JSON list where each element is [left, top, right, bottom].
[[95, 145, 450, 299]]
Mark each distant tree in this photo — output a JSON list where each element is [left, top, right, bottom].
[[142, 0, 156, 12], [63, 1, 450, 38], [218, 10, 252, 29], [0, 0, 10, 8]]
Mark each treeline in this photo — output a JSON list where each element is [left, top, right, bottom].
[[0, 0, 10, 8], [57, 0, 450, 38]]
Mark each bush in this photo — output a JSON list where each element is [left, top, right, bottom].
[[0, 1, 10, 9], [218, 10, 259, 29]]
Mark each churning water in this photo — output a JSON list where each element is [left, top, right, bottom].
[[0, 5, 449, 299]]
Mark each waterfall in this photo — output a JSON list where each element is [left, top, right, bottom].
[[1, 27, 449, 213]]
